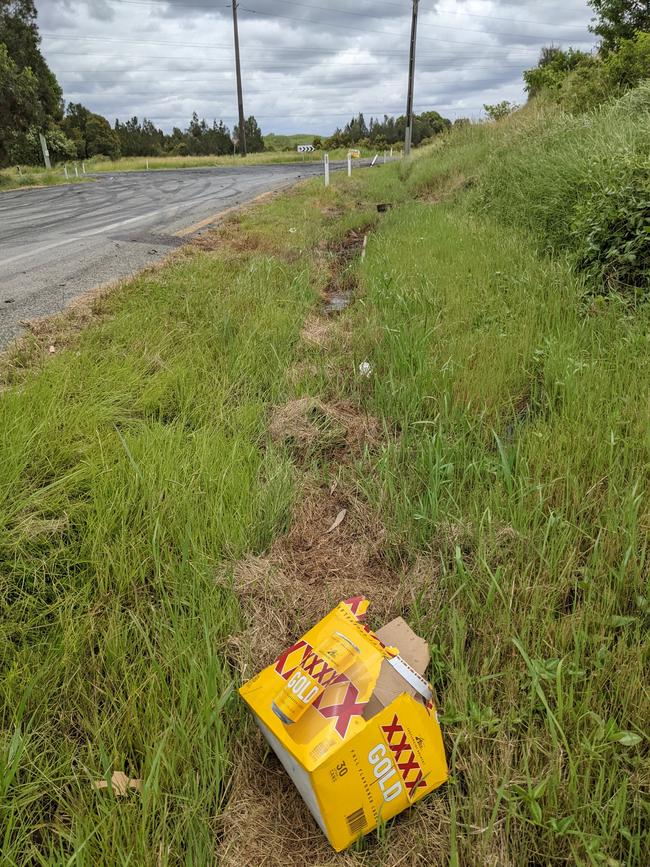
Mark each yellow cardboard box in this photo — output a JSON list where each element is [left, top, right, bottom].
[[239, 597, 448, 851]]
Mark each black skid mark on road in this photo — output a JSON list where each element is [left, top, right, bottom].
[[108, 232, 185, 248]]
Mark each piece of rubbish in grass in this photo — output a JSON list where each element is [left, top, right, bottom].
[[239, 597, 448, 851], [326, 508, 347, 533], [358, 361, 372, 378], [94, 771, 143, 796], [48, 345, 56, 354], [289, 227, 297, 233]]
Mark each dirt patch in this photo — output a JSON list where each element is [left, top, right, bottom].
[[221, 483, 437, 680], [320, 227, 373, 315], [268, 397, 382, 461], [217, 483, 445, 865]]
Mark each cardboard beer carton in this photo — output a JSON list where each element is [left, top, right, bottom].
[[239, 597, 448, 851]]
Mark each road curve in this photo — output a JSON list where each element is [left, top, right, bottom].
[[0, 161, 349, 348]]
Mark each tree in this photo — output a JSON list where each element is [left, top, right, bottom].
[[0, 0, 63, 120], [483, 101, 519, 121], [0, 41, 41, 165], [589, 0, 650, 53], [235, 116, 264, 153], [524, 47, 593, 97], [86, 114, 120, 160], [11, 124, 76, 165]]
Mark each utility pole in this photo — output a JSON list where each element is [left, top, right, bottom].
[[404, 0, 419, 158], [231, 0, 247, 157]]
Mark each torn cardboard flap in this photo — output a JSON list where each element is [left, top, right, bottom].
[[364, 617, 431, 721]]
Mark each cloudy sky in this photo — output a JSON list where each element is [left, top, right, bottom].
[[35, 0, 598, 135]]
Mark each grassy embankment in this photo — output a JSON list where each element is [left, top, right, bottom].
[[0, 87, 647, 866]]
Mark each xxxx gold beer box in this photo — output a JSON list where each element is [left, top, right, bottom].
[[239, 597, 448, 851]]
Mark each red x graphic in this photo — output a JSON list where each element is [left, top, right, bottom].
[[397, 751, 420, 780], [274, 640, 311, 680], [381, 715, 403, 742], [344, 596, 367, 620], [388, 733, 410, 764], [314, 677, 366, 738], [300, 652, 335, 686], [405, 771, 427, 797]]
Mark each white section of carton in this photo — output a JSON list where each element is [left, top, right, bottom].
[[256, 719, 330, 841]]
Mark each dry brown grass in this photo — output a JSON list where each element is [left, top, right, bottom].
[[217, 482, 447, 866], [301, 315, 334, 349], [268, 398, 382, 462], [218, 726, 450, 867]]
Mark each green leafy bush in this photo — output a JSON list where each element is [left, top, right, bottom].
[[572, 155, 650, 294], [525, 32, 650, 115]]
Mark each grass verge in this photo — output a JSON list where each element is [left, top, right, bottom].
[[0, 148, 379, 190], [0, 122, 647, 866]]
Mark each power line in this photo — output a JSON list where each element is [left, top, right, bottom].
[[239, 6, 558, 50], [96, 0, 592, 37], [41, 29, 546, 53]]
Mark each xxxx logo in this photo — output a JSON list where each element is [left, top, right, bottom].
[[274, 640, 366, 738], [381, 715, 428, 799]]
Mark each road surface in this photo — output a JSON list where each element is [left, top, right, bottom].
[[0, 161, 349, 348]]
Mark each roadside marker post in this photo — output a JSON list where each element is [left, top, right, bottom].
[[64, 166, 69, 180], [82, 162, 86, 174], [347, 153, 352, 177], [39, 133, 52, 170], [371, 154, 379, 167], [74, 164, 79, 177], [146, 159, 149, 171], [324, 154, 330, 187]]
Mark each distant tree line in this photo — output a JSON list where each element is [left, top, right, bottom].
[[62, 109, 265, 161], [319, 110, 451, 150], [0, 0, 266, 167]]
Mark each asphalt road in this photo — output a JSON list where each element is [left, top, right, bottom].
[[0, 161, 348, 348]]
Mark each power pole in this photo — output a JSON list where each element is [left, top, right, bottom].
[[404, 0, 419, 158], [231, 0, 247, 157]]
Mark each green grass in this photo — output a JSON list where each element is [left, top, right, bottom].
[[83, 148, 375, 174], [0, 245, 317, 863], [0, 166, 89, 191], [338, 198, 648, 864], [478, 83, 650, 259], [0, 90, 648, 865], [0, 146, 380, 190], [263, 133, 318, 151]]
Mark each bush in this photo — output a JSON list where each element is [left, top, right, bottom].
[[571, 154, 650, 294], [478, 82, 650, 295]]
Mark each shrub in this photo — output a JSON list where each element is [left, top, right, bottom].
[[571, 154, 650, 295]]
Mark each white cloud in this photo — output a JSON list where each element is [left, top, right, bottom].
[[36, 0, 598, 134]]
